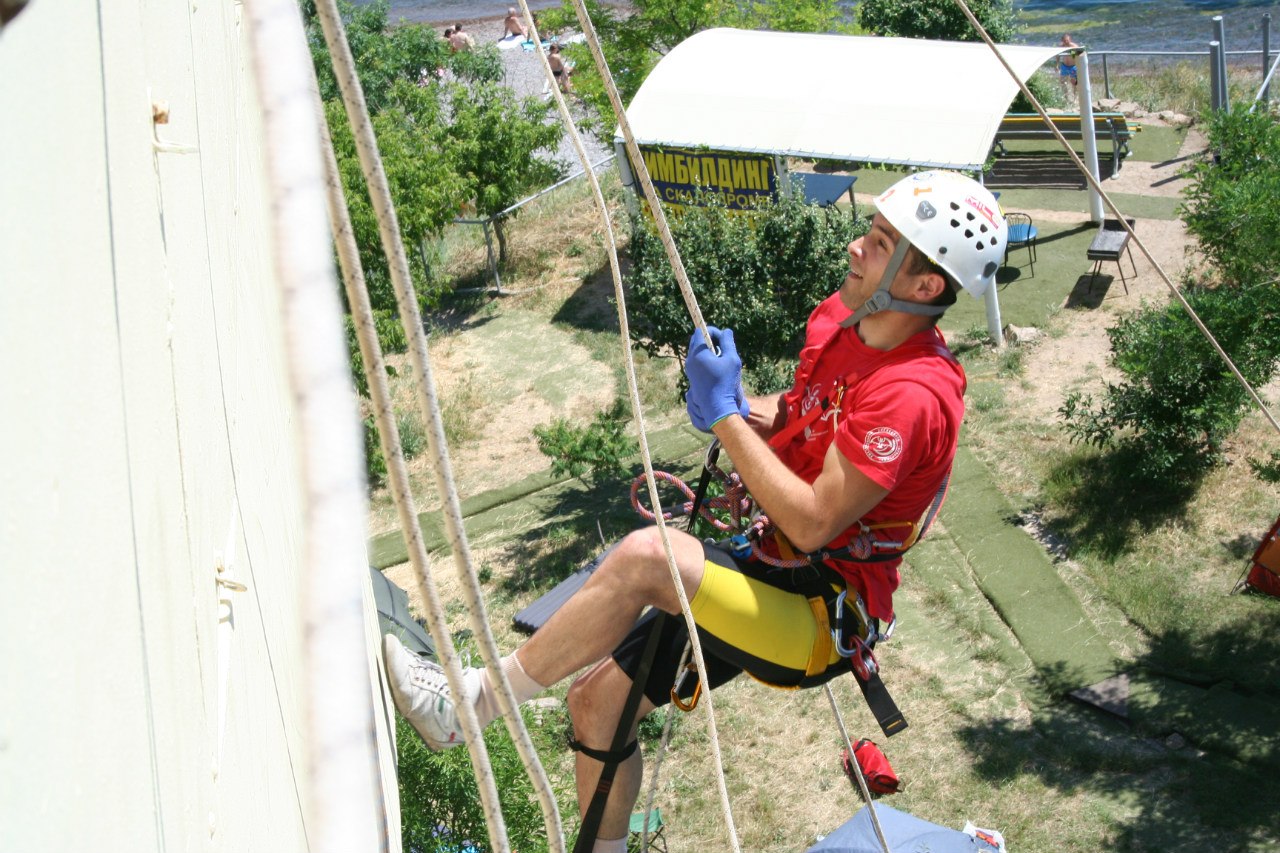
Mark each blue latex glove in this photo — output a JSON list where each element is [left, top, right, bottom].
[[685, 326, 750, 432]]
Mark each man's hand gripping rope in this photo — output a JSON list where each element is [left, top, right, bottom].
[[685, 326, 750, 432]]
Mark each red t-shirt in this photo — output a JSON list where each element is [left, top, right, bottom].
[[767, 292, 967, 620]]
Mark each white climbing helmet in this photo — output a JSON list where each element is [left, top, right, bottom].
[[874, 170, 1006, 299]]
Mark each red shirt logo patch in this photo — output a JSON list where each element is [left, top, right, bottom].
[[863, 426, 903, 463]]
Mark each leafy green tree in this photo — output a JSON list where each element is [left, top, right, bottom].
[[324, 84, 468, 313], [857, 0, 1018, 43], [395, 715, 561, 853], [305, 0, 450, 113], [446, 81, 564, 265], [627, 192, 866, 394], [540, 0, 847, 142]]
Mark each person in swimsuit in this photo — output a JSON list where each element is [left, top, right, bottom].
[[1058, 34, 1080, 108], [548, 43, 571, 93]]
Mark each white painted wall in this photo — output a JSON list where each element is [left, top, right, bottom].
[[0, 2, 398, 850]]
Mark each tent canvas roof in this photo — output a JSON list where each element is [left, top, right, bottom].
[[621, 29, 1063, 172]]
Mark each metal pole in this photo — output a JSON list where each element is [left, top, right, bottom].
[[1264, 13, 1272, 102], [615, 138, 638, 217], [1210, 41, 1223, 112], [1102, 53, 1110, 100], [482, 219, 503, 294], [976, 173, 1003, 347], [1214, 16, 1229, 108], [1077, 52, 1105, 222]]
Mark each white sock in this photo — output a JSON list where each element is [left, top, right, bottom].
[[473, 653, 546, 729], [591, 837, 627, 853]]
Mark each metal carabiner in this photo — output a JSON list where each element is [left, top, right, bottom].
[[831, 589, 858, 657]]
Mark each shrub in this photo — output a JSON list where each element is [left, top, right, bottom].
[[1182, 107, 1280, 288], [534, 399, 638, 486], [1059, 107, 1280, 486], [627, 191, 866, 392], [396, 714, 559, 853], [1059, 281, 1280, 483]]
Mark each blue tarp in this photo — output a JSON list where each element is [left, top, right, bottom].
[[807, 804, 1001, 853]]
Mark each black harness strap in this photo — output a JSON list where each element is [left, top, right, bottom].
[[573, 447, 721, 853], [789, 566, 908, 739], [568, 736, 638, 765]]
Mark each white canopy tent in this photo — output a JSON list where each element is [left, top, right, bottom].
[[614, 28, 1088, 344], [620, 28, 1065, 171]]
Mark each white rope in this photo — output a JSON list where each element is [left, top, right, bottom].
[[560, 0, 715, 352], [520, 4, 743, 850], [639, 641, 690, 851], [824, 685, 892, 853], [311, 3, 569, 852], [949, 0, 1280, 439], [242, 1, 385, 849]]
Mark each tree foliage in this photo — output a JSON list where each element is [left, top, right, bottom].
[[540, 0, 848, 142], [447, 82, 564, 263], [395, 716, 557, 853], [857, 0, 1018, 43], [307, 0, 565, 305], [627, 193, 866, 394], [1059, 108, 1280, 484]]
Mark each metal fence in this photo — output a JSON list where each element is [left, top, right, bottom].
[[445, 154, 616, 294], [1088, 11, 1276, 108]]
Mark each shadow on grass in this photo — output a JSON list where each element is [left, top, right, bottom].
[[433, 287, 500, 333], [550, 255, 630, 334], [955, 626, 1280, 851], [495, 458, 704, 598], [1041, 444, 1202, 560]]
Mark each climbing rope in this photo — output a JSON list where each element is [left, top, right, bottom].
[[311, 2, 566, 852], [949, 0, 1280, 439], [516, 1, 744, 849], [243, 2, 386, 849]]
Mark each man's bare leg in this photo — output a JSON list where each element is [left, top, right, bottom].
[[514, 526, 706, 689], [568, 658, 659, 845]]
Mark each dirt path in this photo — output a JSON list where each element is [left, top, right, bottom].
[[1006, 127, 1207, 422]]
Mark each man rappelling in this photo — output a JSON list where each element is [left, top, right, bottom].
[[384, 169, 1007, 853]]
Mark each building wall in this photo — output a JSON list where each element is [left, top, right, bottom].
[[0, 2, 397, 849]]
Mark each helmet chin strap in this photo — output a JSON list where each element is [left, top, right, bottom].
[[840, 238, 947, 328]]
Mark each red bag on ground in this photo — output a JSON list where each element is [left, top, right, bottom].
[[841, 739, 902, 795], [1243, 514, 1280, 598]]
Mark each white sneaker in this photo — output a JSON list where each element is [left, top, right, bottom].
[[382, 633, 474, 750]]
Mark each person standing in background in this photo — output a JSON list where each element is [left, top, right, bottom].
[[1058, 34, 1080, 108]]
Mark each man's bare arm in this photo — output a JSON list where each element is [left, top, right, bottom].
[[711, 415, 887, 553], [744, 393, 786, 440]]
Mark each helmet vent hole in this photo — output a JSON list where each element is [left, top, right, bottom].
[[938, 246, 948, 255], [949, 201, 960, 210], [966, 212, 975, 221], [980, 224, 988, 233], [989, 236, 998, 246], [975, 240, 984, 251], [964, 229, 973, 239]]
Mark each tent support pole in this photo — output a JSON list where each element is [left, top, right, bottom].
[[1077, 51, 1104, 223]]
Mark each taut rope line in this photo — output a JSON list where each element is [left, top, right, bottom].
[[949, 0, 1280, 438], [312, 2, 567, 851], [516, 2, 743, 849]]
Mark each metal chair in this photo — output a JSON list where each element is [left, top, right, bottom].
[[1004, 211, 1038, 276], [628, 809, 667, 852]]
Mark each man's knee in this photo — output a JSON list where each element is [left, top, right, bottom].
[[567, 667, 622, 741]]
